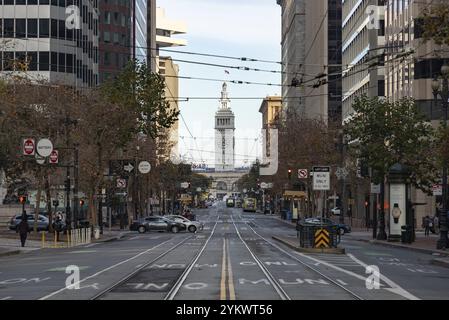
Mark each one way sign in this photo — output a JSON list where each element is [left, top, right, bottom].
[[124, 163, 134, 173]]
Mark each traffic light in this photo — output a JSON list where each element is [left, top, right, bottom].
[[19, 196, 27, 204], [288, 169, 292, 180]]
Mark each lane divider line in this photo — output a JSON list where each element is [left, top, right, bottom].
[[227, 238, 236, 300], [220, 238, 227, 300]]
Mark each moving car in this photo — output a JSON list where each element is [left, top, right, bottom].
[[330, 207, 341, 215], [301, 217, 351, 235], [9, 214, 49, 231], [226, 198, 235, 207], [235, 199, 242, 208], [165, 215, 204, 233], [130, 216, 184, 234], [243, 198, 257, 212]]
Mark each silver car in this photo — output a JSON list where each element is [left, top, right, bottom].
[[165, 215, 204, 233], [9, 214, 49, 231]]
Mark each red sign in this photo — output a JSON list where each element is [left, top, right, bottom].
[[298, 169, 308, 179], [49, 150, 59, 164], [23, 138, 35, 156]]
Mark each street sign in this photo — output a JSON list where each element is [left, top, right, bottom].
[[124, 162, 134, 173], [335, 167, 349, 180], [433, 184, 443, 196], [314, 228, 330, 248], [117, 178, 127, 189], [49, 150, 59, 164], [371, 183, 381, 194], [181, 182, 189, 189], [138, 161, 151, 174], [36, 139, 53, 157], [196, 187, 202, 192], [260, 182, 268, 189], [35, 153, 45, 165], [22, 138, 35, 156], [298, 169, 308, 179], [312, 166, 330, 190]]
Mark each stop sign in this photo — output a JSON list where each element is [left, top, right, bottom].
[[49, 150, 59, 164], [23, 138, 35, 156]]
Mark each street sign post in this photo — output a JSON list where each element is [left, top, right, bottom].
[[23, 138, 35, 156], [335, 167, 349, 180], [138, 161, 151, 174], [35, 153, 45, 165], [124, 162, 134, 173], [36, 139, 53, 157], [298, 169, 308, 179], [371, 183, 381, 194], [312, 166, 330, 191], [49, 150, 59, 164], [181, 182, 189, 189]]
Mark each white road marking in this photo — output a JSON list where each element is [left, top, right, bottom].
[[84, 243, 99, 248], [347, 253, 420, 300], [69, 250, 97, 254], [39, 238, 174, 300], [0, 297, 12, 300]]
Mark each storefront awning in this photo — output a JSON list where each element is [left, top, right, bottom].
[[283, 190, 307, 198]]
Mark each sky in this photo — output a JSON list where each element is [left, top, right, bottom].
[[157, 0, 282, 169]]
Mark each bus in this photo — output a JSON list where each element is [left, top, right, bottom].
[[226, 198, 235, 207], [243, 198, 257, 212]]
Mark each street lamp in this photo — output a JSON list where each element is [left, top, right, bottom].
[[431, 63, 449, 250]]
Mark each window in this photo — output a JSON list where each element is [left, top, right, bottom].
[[28, 52, 38, 71], [51, 52, 57, 71], [4, 19, 14, 37], [16, 19, 26, 38], [58, 52, 65, 73], [39, 52, 49, 71], [51, 19, 58, 38], [58, 19, 65, 40], [39, 19, 49, 37]]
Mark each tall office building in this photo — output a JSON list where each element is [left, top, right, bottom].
[[0, 0, 99, 88], [342, 0, 386, 121], [277, 0, 342, 123], [277, 0, 305, 116], [156, 7, 187, 160]]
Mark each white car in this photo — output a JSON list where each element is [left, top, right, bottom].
[[165, 215, 204, 233], [330, 207, 341, 215]]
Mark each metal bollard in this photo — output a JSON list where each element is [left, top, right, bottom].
[[41, 232, 45, 248]]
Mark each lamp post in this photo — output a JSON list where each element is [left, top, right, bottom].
[[431, 63, 449, 250]]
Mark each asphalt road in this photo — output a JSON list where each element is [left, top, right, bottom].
[[1, 201, 449, 300]]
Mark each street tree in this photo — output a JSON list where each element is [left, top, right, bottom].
[[420, 3, 449, 46]]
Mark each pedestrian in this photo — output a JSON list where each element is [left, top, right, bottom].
[[17, 213, 30, 247], [424, 215, 431, 236]]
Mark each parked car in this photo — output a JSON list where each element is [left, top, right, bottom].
[[330, 207, 341, 215], [302, 217, 351, 235], [9, 214, 49, 231], [130, 216, 185, 234], [165, 215, 204, 233]]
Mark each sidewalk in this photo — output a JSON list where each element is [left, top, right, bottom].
[[0, 228, 130, 257]]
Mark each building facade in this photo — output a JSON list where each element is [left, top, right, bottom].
[[155, 7, 187, 160], [214, 83, 235, 172], [0, 0, 99, 88], [277, 0, 342, 123], [259, 95, 282, 159], [342, 0, 386, 122]]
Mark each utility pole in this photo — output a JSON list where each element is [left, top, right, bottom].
[[64, 116, 71, 229]]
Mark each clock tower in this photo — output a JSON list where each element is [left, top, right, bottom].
[[215, 82, 235, 171]]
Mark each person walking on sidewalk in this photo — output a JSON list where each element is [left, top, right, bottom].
[[17, 213, 30, 247], [423, 215, 431, 236]]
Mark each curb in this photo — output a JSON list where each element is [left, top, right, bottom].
[[0, 249, 21, 257], [431, 258, 449, 269], [347, 236, 449, 257], [92, 232, 127, 243], [272, 236, 345, 254]]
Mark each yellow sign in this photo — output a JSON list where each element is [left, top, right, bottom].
[[314, 228, 330, 248]]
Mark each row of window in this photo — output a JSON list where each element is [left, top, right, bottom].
[[102, 30, 129, 46], [0, 51, 97, 86], [0, 18, 98, 62], [1, 0, 97, 8]]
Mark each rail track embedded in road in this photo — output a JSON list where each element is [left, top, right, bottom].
[[230, 214, 364, 300]]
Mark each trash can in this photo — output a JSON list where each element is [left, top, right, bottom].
[[94, 227, 100, 240], [401, 225, 412, 244]]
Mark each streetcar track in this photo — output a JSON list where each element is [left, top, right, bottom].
[[90, 235, 194, 300], [230, 215, 291, 300], [232, 213, 364, 300]]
